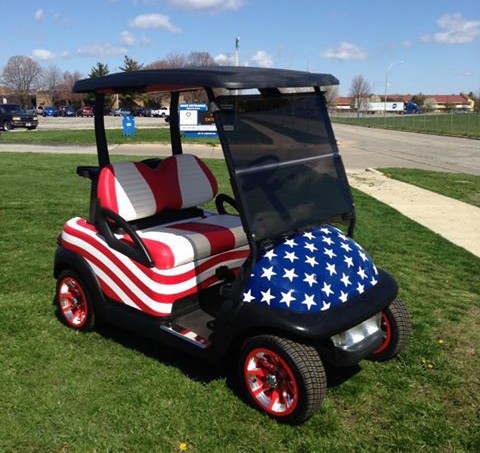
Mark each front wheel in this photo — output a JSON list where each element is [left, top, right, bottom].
[[239, 335, 326, 424], [368, 298, 412, 362], [56, 270, 96, 331], [3, 121, 12, 131]]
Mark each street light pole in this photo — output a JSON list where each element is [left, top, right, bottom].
[[384, 60, 404, 117]]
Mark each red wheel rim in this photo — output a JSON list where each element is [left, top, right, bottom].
[[373, 312, 392, 355], [58, 277, 88, 328], [244, 347, 298, 416]]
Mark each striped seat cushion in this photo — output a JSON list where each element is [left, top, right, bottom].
[[97, 154, 219, 221], [120, 214, 248, 269]]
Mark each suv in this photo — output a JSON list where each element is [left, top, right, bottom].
[[0, 104, 38, 130], [151, 106, 170, 118]]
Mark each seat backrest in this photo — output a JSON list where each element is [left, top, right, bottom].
[[97, 154, 218, 222]]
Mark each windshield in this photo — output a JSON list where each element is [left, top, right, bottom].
[[217, 93, 353, 241], [3, 105, 24, 113]]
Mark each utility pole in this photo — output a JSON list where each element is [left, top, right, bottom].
[[235, 37, 240, 66]]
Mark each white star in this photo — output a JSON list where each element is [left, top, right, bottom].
[[303, 231, 315, 240], [325, 262, 337, 276], [340, 242, 352, 252], [301, 294, 317, 310], [357, 267, 367, 280], [324, 248, 337, 259], [283, 268, 298, 282], [264, 249, 277, 261], [340, 273, 351, 287], [305, 255, 319, 267], [284, 251, 298, 263], [243, 290, 255, 303], [303, 273, 317, 287], [358, 250, 368, 262], [356, 282, 365, 294], [322, 236, 334, 246], [337, 231, 348, 240], [284, 238, 297, 248], [339, 290, 349, 303], [260, 289, 275, 305], [304, 242, 318, 252], [320, 227, 331, 235], [321, 301, 331, 311], [280, 290, 296, 307], [344, 255, 354, 268], [371, 277, 378, 286], [321, 282, 334, 297], [261, 266, 277, 281]]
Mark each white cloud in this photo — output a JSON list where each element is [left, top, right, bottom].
[[434, 13, 480, 44], [34, 9, 44, 22], [320, 42, 368, 61], [250, 50, 273, 68], [32, 49, 70, 60], [214, 53, 235, 65], [121, 31, 136, 46], [169, 0, 243, 11], [77, 44, 127, 57], [129, 13, 181, 33]]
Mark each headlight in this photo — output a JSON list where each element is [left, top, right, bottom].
[[331, 314, 382, 351], [12, 116, 21, 121]]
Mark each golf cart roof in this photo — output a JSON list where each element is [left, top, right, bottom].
[[73, 66, 339, 94]]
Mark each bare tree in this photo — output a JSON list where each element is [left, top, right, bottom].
[[58, 70, 83, 106], [41, 64, 63, 105], [322, 85, 339, 109], [1, 55, 43, 107], [349, 75, 370, 117], [187, 51, 217, 67]]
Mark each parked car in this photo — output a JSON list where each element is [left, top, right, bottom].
[[56, 67, 412, 425], [0, 103, 38, 130], [112, 108, 131, 116], [58, 106, 77, 117], [151, 106, 170, 118], [43, 106, 58, 117], [77, 106, 94, 117]]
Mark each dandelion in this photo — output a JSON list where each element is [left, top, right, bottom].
[[437, 339, 445, 345], [179, 442, 188, 452]]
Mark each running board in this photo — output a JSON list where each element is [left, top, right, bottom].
[[160, 323, 211, 348]]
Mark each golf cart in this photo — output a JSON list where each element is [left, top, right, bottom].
[[54, 67, 411, 424]]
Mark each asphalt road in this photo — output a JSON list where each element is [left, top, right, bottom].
[[332, 123, 480, 175], [1, 119, 479, 175]]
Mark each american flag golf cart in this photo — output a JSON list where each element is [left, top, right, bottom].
[[54, 67, 411, 424]]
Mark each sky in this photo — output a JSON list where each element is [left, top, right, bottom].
[[2, 0, 479, 96]]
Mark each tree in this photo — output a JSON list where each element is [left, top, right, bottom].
[[322, 85, 339, 109], [1, 55, 43, 107], [89, 62, 109, 78], [119, 55, 144, 110], [58, 70, 83, 106], [186, 51, 216, 67], [423, 97, 437, 113], [41, 64, 63, 105], [349, 75, 370, 117]]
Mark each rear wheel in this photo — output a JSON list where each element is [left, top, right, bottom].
[[56, 270, 95, 331], [239, 335, 326, 424], [368, 298, 412, 362]]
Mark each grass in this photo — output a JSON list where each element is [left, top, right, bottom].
[[1, 153, 480, 452], [382, 168, 480, 208], [332, 113, 480, 139], [0, 128, 220, 146]]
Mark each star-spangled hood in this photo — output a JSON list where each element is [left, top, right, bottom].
[[242, 224, 379, 314]]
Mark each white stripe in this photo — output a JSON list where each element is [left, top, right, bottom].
[[176, 154, 214, 208], [113, 162, 156, 221], [191, 214, 247, 248]]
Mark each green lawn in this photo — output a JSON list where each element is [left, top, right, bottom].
[[1, 153, 479, 452], [0, 128, 220, 146], [381, 169, 480, 209], [332, 113, 480, 139]]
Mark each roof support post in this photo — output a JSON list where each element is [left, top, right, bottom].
[[169, 91, 182, 155]]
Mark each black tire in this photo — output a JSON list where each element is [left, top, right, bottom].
[[3, 120, 12, 131], [239, 335, 326, 424], [56, 269, 96, 331], [368, 298, 412, 362]]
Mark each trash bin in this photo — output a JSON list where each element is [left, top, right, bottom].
[[122, 115, 135, 137]]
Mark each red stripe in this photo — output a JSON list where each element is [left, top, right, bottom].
[[134, 162, 167, 213], [161, 157, 183, 209], [170, 221, 236, 257], [97, 166, 119, 214]]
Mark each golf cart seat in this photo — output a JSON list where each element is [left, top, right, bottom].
[[96, 154, 248, 269]]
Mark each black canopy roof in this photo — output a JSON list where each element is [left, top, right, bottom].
[[73, 66, 339, 94]]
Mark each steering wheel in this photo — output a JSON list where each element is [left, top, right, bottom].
[[216, 193, 238, 214]]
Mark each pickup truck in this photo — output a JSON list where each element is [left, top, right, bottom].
[[0, 104, 38, 130], [151, 106, 170, 118]]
